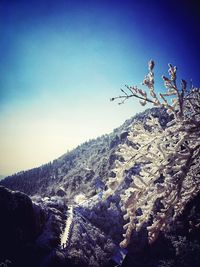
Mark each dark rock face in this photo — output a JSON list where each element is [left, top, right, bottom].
[[0, 186, 39, 259], [0, 186, 65, 267], [38, 250, 67, 267]]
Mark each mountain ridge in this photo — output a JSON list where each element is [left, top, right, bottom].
[[0, 107, 171, 200]]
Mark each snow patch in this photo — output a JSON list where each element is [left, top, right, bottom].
[[74, 193, 87, 204], [60, 206, 73, 248]]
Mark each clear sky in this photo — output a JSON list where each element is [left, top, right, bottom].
[[0, 0, 200, 176]]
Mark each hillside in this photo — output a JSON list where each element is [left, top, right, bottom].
[[1, 107, 200, 267], [0, 107, 171, 200]]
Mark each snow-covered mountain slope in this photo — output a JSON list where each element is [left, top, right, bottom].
[[1, 107, 200, 267], [0, 108, 171, 200]]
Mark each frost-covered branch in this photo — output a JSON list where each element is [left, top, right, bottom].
[[104, 61, 200, 248]]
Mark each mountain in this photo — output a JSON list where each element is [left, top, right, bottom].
[[0, 107, 171, 200], [0, 107, 200, 267]]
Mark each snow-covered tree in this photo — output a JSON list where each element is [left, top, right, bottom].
[[104, 60, 200, 248]]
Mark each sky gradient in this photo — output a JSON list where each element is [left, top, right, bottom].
[[0, 0, 200, 176]]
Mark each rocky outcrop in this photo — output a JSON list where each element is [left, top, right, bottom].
[[0, 186, 66, 267], [0, 186, 47, 266], [0, 186, 40, 255]]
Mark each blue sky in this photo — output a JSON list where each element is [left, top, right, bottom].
[[0, 0, 200, 175]]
